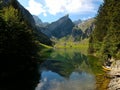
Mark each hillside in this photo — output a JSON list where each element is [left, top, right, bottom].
[[78, 18, 95, 32], [71, 18, 95, 41], [1, 0, 51, 45]]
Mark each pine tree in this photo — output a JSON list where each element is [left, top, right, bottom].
[[89, 1, 120, 59]]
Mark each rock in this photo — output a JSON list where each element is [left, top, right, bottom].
[[108, 78, 120, 90], [84, 23, 95, 37], [108, 60, 120, 90], [48, 14, 74, 38], [72, 26, 85, 41]]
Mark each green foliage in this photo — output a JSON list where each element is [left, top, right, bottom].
[[0, 6, 38, 56], [0, 5, 40, 90], [54, 38, 89, 55], [2, 5, 19, 22], [89, 1, 120, 60]]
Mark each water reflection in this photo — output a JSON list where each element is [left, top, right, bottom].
[[36, 70, 95, 90], [36, 49, 104, 90], [39, 49, 90, 77]]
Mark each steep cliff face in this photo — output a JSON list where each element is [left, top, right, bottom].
[[71, 18, 95, 41], [48, 15, 74, 38], [78, 18, 95, 33], [72, 26, 85, 41], [84, 23, 95, 37], [33, 15, 43, 25]]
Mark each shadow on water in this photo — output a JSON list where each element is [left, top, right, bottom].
[[36, 49, 109, 90]]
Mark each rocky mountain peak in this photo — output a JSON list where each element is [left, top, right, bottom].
[[45, 15, 75, 38], [59, 14, 69, 21]]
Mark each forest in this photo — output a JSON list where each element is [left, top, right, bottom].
[[89, 0, 120, 60]]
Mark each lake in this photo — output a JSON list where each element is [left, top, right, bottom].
[[35, 49, 109, 90]]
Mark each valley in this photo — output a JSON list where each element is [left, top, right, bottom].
[[0, 0, 120, 90], [33, 14, 95, 51]]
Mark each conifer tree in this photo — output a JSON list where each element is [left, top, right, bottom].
[[89, 1, 120, 59]]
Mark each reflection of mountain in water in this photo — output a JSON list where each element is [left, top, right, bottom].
[[40, 49, 92, 77], [36, 49, 106, 90], [36, 70, 95, 90]]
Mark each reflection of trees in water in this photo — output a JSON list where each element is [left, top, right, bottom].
[[40, 49, 91, 77], [39, 49, 108, 90]]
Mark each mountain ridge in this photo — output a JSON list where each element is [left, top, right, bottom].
[[33, 15, 95, 41], [36, 14, 75, 38]]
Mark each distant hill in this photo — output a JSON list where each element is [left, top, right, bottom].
[[78, 18, 95, 33], [73, 19, 82, 25], [71, 18, 95, 41]]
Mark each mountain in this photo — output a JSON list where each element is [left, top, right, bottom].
[[47, 14, 75, 38], [33, 15, 43, 26], [71, 18, 95, 41], [39, 15, 75, 38], [32, 13, 94, 41], [72, 26, 85, 41], [84, 22, 95, 37], [1, 0, 51, 45], [78, 18, 95, 33], [33, 15, 49, 27], [73, 19, 82, 25]]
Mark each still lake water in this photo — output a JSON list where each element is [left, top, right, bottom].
[[35, 49, 106, 90]]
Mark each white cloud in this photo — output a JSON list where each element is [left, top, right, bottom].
[[44, 0, 66, 15], [26, 0, 46, 16], [25, 0, 102, 16], [44, 0, 96, 15]]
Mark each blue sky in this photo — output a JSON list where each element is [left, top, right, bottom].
[[18, 0, 103, 23]]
